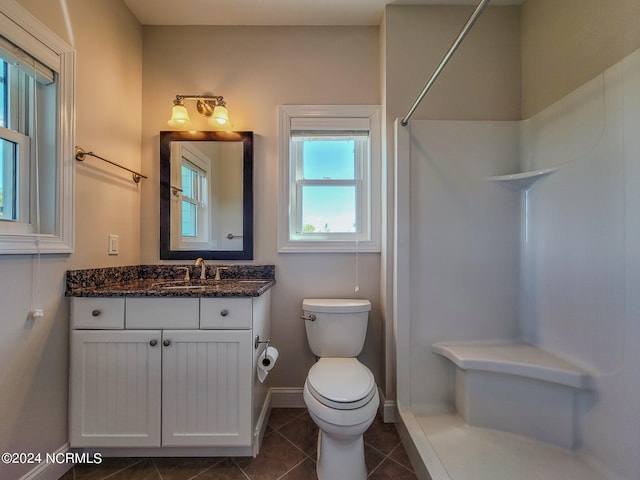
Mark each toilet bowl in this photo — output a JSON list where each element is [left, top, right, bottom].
[[301, 299, 378, 480], [303, 358, 379, 480]]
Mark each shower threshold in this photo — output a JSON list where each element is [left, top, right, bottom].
[[398, 411, 610, 480]]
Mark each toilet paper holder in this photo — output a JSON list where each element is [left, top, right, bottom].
[[254, 335, 271, 359]]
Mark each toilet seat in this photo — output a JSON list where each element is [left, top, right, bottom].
[[306, 358, 376, 410]]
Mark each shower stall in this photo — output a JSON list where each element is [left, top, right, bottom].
[[392, 45, 640, 480]]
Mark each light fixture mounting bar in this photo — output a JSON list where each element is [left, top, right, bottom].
[[174, 94, 225, 105]]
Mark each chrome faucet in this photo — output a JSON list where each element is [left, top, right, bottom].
[[194, 257, 207, 280]]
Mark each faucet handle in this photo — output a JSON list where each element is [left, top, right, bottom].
[[176, 266, 190, 281], [214, 266, 230, 281]]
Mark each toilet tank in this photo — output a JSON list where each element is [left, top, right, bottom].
[[302, 299, 371, 357]]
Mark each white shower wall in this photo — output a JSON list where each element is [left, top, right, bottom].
[[397, 48, 640, 479], [520, 48, 640, 479], [402, 120, 521, 414]]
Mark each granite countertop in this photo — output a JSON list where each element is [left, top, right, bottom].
[[66, 264, 275, 298]]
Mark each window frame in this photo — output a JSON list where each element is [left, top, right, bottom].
[[180, 161, 204, 238], [0, 50, 42, 233], [0, 1, 75, 254], [0, 126, 30, 230], [170, 142, 211, 249], [278, 105, 381, 253]]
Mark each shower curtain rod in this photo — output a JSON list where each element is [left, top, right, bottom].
[[401, 0, 490, 126]]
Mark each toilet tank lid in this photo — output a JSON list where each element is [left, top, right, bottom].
[[303, 298, 371, 313]]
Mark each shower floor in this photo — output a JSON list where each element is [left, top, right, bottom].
[[405, 412, 607, 480]]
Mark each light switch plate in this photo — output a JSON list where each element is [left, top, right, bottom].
[[108, 234, 119, 255]]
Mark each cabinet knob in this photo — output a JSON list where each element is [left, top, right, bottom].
[[149, 339, 158, 347], [220, 309, 229, 317], [91, 309, 101, 317], [163, 339, 171, 347]]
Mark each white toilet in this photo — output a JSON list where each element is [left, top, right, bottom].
[[302, 299, 379, 480]]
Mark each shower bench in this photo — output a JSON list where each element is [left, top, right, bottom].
[[432, 340, 593, 450]]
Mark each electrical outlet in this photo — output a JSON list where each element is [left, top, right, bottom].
[[108, 234, 119, 255]]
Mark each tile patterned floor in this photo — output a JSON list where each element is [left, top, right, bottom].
[[58, 408, 418, 480]]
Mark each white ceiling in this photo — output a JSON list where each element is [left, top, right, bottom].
[[122, 0, 524, 26]]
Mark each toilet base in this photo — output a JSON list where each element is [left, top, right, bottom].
[[316, 429, 367, 480]]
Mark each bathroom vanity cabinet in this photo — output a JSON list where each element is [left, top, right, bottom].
[[69, 292, 271, 455]]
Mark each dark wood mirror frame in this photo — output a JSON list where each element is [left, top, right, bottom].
[[160, 130, 254, 260]]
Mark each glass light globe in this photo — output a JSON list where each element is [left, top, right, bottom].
[[167, 104, 191, 128]]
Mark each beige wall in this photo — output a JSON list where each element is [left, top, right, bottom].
[[140, 26, 383, 389], [71, 1, 143, 267], [384, 5, 521, 124], [0, 1, 141, 478], [521, 0, 640, 118]]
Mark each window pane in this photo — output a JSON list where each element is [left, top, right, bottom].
[[181, 201, 196, 237], [302, 140, 355, 179], [0, 137, 18, 220], [181, 165, 194, 198], [301, 185, 356, 233], [0, 61, 6, 129]]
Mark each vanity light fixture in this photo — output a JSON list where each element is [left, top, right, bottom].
[[167, 94, 231, 128]]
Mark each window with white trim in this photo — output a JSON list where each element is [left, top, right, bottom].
[[0, 1, 74, 254], [278, 105, 381, 253]]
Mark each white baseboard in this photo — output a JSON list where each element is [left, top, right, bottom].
[[19, 444, 72, 480], [378, 388, 397, 423], [269, 387, 305, 408]]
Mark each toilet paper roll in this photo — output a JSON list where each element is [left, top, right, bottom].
[[257, 346, 279, 383]]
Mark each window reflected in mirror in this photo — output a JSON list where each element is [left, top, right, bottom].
[[169, 141, 243, 250]]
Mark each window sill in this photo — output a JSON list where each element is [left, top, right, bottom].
[[277, 240, 381, 254]]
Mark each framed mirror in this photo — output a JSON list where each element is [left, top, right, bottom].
[[160, 131, 253, 260]]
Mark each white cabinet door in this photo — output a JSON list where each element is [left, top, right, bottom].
[[161, 329, 252, 446], [69, 330, 162, 447]]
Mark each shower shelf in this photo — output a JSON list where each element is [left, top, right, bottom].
[[487, 167, 557, 191]]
